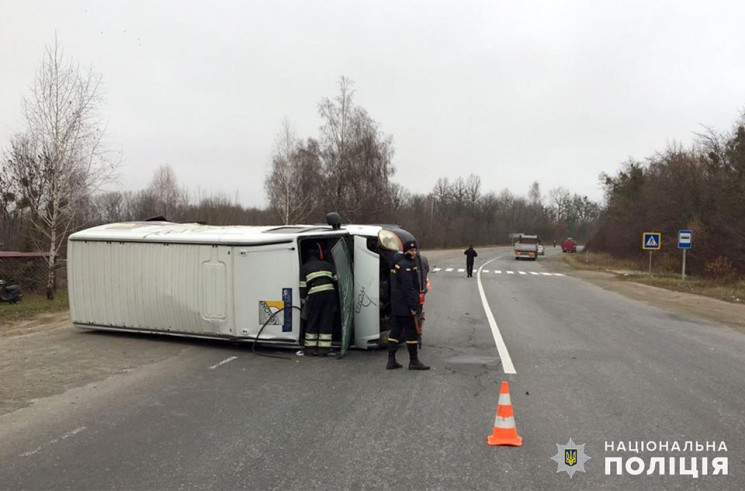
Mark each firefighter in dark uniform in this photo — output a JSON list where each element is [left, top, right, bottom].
[[299, 244, 337, 356], [386, 240, 430, 370]]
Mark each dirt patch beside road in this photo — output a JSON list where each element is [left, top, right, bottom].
[[544, 254, 745, 332], [0, 313, 189, 415]]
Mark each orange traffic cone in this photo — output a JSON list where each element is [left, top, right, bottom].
[[487, 381, 523, 446]]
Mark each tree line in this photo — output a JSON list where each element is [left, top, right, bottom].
[[589, 117, 745, 278]]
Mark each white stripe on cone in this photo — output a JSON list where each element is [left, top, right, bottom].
[[494, 415, 517, 429]]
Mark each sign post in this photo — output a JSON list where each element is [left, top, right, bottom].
[[678, 229, 692, 280], [642, 232, 661, 274]]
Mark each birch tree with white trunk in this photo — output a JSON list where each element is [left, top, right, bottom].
[[1, 39, 116, 299]]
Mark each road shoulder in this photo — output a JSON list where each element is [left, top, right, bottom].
[[545, 254, 745, 332]]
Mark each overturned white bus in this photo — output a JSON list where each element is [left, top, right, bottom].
[[66, 213, 416, 356]]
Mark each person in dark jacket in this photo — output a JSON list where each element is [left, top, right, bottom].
[[299, 244, 337, 356], [387, 240, 430, 370], [464, 245, 478, 278]]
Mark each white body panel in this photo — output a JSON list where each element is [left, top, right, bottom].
[[67, 221, 405, 348], [232, 243, 299, 342], [68, 241, 234, 336]]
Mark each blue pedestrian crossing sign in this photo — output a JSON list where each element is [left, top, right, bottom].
[[642, 232, 661, 250], [678, 229, 692, 249]]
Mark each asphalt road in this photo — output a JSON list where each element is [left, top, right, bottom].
[[0, 247, 743, 490]]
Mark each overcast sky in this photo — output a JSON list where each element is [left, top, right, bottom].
[[2, 1, 745, 208]]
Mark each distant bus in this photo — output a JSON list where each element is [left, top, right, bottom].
[[514, 234, 539, 260]]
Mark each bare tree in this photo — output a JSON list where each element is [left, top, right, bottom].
[[548, 187, 571, 221], [145, 164, 187, 220], [318, 78, 356, 219], [528, 181, 542, 205], [318, 77, 394, 222], [1, 39, 116, 299], [264, 119, 317, 224], [465, 174, 481, 209]]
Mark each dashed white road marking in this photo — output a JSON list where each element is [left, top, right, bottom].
[[431, 267, 565, 277], [21, 427, 87, 457], [209, 356, 238, 370], [476, 258, 516, 374]]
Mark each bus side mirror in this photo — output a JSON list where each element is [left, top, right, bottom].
[[326, 212, 341, 230]]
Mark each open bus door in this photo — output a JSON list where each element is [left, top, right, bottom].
[[331, 239, 354, 357], [352, 235, 381, 350]]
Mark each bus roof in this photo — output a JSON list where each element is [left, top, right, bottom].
[[68, 221, 389, 245]]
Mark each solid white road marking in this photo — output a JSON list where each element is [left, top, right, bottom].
[[476, 259, 516, 374], [209, 356, 238, 370], [530, 272, 539, 275]]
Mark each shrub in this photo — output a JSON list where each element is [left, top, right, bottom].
[[704, 256, 738, 283]]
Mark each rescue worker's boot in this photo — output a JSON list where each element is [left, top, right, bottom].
[[386, 342, 402, 370], [407, 343, 430, 370]]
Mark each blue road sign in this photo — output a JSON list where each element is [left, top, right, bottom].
[[642, 232, 661, 250], [678, 229, 692, 249]]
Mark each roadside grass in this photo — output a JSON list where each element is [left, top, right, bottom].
[[564, 253, 744, 304], [0, 289, 69, 326], [563, 252, 640, 271]]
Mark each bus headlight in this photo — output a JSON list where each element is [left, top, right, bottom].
[[378, 230, 402, 252]]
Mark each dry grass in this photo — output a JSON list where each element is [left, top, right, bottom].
[[563, 252, 641, 271], [0, 290, 69, 326], [564, 252, 745, 304]]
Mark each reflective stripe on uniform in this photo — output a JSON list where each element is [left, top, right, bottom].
[[318, 333, 332, 348], [308, 283, 334, 295], [306, 270, 335, 282], [305, 332, 318, 347]]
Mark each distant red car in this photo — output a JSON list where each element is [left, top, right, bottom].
[[561, 238, 577, 253]]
